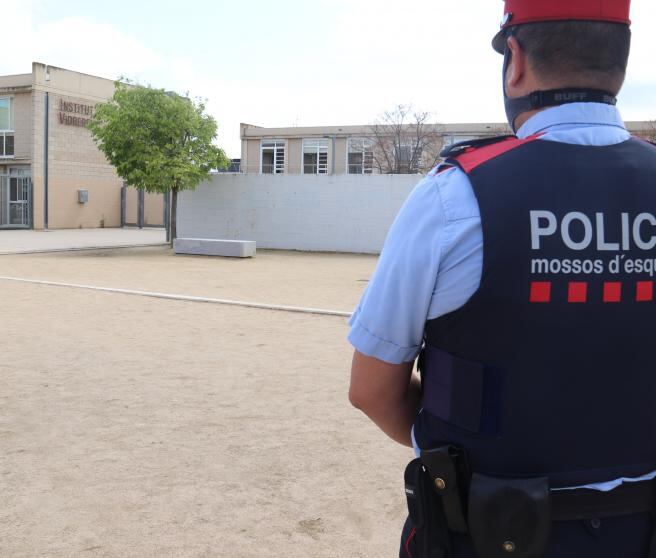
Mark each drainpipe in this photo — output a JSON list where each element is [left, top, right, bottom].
[[165, 190, 171, 243], [44, 91, 49, 230], [331, 134, 336, 175]]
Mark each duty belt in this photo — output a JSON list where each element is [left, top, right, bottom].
[[404, 445, 656, 558], [551, 480, 656, 521]]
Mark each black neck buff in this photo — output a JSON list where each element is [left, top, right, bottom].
[[502, 46, 617, 133]]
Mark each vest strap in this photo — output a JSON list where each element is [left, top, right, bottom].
[[420, 346, 484, 433]]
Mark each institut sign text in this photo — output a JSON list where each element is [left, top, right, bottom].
[[58, 99, 95, 127]]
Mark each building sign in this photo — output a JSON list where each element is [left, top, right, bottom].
[[58, 99, 95, 127]]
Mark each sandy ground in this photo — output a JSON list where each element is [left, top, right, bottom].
[[0, 247, 376, 312], [0, 248, 412, 557]]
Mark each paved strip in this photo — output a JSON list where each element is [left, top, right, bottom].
[[0, 276, 353, 318], [0, 243, 168, 256]]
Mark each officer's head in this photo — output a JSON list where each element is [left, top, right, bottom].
[[504, 22, 631, 95], [493, 0, 632, 130]]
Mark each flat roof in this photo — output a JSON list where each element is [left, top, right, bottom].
[[242, 120, 654, 139], [241, 122, 509, 139], [0, 73, 32, 89], [0, 63, 128, 87], [32, 61, 120, 84]]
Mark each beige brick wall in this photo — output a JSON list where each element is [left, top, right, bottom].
[[287, 139, 301, 174], [31, 63, 125, 229], [246, 140, 260, 174], [144, 193, 164, 226], [335, 137, 347, 175], [46, 91, 122, 229], [125, 187, 138, 224]]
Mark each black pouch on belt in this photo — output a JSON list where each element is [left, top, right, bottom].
[[404, 458, 451, 558], [467, 473, 551, 558], [420, 446, 470, 534]]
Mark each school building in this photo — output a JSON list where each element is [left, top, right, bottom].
[[240, 120, 654, 175], [3, 62, 651, 229], [0, 62, 164, 230]]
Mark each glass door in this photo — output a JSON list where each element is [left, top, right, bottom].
[[1, 169, 31, 228], [0, 174, 7, 227], [9, 176, 29, 226]]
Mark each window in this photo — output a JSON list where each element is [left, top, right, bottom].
[[0, 98, 13, 158], [0, 134, 14, 158], [395, 143, 415, 163], [395, 142, 423, 173], [261, 140, 285, 174], [303, 139, 329, 174], [348, 138, 374, 174], [441, 135, 478, 152], [0, 98, 11, 129]]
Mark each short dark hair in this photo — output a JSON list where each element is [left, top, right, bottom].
[[512, 21, 631, 93]]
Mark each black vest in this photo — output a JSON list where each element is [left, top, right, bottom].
[[415, 137, 656, 488]]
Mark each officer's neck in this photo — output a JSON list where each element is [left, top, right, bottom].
[[513, 109, 545, 133], [505, 58, 551, 134]]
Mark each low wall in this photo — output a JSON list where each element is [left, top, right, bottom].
[[177, 174, 421, 254]]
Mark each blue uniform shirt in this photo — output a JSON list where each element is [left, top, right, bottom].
[[348, 103, 656, 491]]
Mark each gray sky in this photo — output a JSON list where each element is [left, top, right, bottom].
[[2, 0, 654, 157]]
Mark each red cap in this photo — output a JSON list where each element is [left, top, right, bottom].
[[492, 0, 632, 53]]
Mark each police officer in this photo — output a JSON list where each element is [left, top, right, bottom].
[[348, 1, 656, 556]]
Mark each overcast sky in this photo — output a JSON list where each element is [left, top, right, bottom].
[[2, 0, 655, 157]]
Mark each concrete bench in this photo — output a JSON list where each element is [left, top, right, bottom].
[[174, 238, 256, 258]]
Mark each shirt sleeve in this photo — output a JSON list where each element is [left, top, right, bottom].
[[347, 169, 451, 364]]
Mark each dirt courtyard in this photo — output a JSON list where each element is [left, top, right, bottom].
[[0, 247, 412, 557]]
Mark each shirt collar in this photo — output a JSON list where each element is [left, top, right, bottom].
[[517, 103, 627, 139]]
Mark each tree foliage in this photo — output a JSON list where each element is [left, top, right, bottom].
[[88, 82, 229, 241]]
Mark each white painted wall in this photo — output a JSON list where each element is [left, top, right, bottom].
[[177, 173, 421, 254]]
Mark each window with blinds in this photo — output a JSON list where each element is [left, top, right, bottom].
[[303, 139, 329, 174], [348, 138, 374, 174], [0, 98, 13, 158], [261, 140, 285, 174]]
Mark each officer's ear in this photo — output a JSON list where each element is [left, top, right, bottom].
[[504, 36, 530, 97]]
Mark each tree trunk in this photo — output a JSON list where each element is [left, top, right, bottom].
[[171, 187, 178, 246]]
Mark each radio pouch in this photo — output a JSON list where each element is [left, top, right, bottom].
[[404, 458, 451, 558]]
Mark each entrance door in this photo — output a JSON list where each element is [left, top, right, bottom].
[[0, 169, 31, 228]]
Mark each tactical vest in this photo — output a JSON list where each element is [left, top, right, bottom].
[[415, 136, 656, 488]]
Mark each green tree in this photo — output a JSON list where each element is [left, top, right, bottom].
[[89, 83, 229, 243]]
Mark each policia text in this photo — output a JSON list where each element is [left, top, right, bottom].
[[530, 210, 656, 251]]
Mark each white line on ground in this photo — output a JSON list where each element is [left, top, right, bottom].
[[0, 276, 353, 318]]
